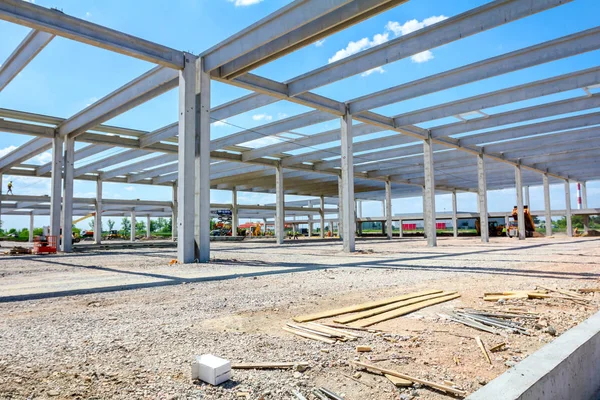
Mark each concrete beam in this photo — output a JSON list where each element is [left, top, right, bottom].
[[0, 136, 51, 173], [74, 149, 151, 177], [103, 154, 176, 181], [37, 144, 112, 176], [58, 66, 178, 138], [348, 27, 600, 113], [139, 122, 178, 148], [0, 29, 54, 92], [0, 0, 184, 68]]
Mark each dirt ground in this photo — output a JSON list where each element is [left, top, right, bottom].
[[0, 235, 599, 400]]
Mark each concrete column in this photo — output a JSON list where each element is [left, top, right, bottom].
[[355, 200, 361, 236], [337, 175, 343, 240], [399, 220, 403, 238], [385, 180, 392, 239], [307, 200, 313, 237], [515, 165, 526, 240], [29, 212, 34, 242], [357, 200, 362, 218], [275, 163, 284, 244], [146, 215, 151, 239], [452, 191, 458, 238], [565, 180, 572, 237], [319, 195, 325, 239], [340, 112, 355, 252], [262, 218, 267, 235], [49, 135, 62, 240], [131, 211, 136, 241], [194, 56, 211, 263], [172, 182, 178, 241], [423, 134, 437, 247], [177, 55, 197, 263], [581, 182, 589, 233], [422, 186, 427, 238], [543, 173, 552, 237], [61, 136, 74, 252], [524, 186, 531, 207], [94, 178, 102, 244], [0, 174, 2, 234], [231, 187, 238, 237], [477, 153, 489, 243]]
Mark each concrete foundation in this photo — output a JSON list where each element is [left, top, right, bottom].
[[467, 310, 600, 400]]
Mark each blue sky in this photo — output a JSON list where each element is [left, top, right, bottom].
[[0, 0, 599, 230]]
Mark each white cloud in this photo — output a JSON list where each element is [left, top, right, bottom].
[[33, 151, 52, 164], [277, 112, 288, 119], [212, 119, 228, 127], [411, 50, 434, 63], [328, 15, 447, 67], [0, 146, 17, 158], [328, 33, 389, 64], [85, 96, 99, 107], [244, 136, 282, 148], [85, 11, 92, 19], [229, 0, 263, 6], [252, 113, 273, 122], [23, 0, 35, 3], [314, 39, 326, 47], [124, 186, 135, 191], [361, 66, 386, 77]]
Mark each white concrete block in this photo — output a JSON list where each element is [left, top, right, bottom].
[[191, 354, 231, 385]]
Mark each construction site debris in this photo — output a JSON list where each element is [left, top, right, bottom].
[[385, 374, 413, 387], [352, 361, 467, 397], [475, 336, 492, 364], [291, 389, 308, 400], [282, 326, 336, 344], [317, 387, 344, 400], [356, 345, 372, 352], [442, 310, 531, 335], [191, 354, 231, 386], [5, 246, 31, 255], [293, 290, 443, 322], [489, 342, 507, 352]]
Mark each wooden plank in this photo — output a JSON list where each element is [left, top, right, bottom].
[[282, 326, 336, 344], [352, 361, 466, 396], [305, 322, 361, 338], [232, 362, 308, 369], [320, 323, 381, 332], [385, 374, 413, 387], [536, 285, 587, 300], [578, 288, 600, 293], [356, 346, 372, 352], [351, 293, 460, 328], [292, 290, 443, 322], [475, 336, 492, 364], [489, 342, 506, 352], [286, 323, 335, 338], [334, 291, 455, 324]]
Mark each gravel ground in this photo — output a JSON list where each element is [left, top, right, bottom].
[[0, 235, 599, 400]]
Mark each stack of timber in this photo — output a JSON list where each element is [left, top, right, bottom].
[[441, 309, 532, 335], [291, 290, 460, 330], [485, 287, 591, 305], [4, 246, 31, 255], [282, 322, 361, 344]]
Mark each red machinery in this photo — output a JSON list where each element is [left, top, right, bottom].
[[33, 235, 57, 254]]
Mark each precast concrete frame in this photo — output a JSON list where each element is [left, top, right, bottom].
[[0, 0, 598, 262]]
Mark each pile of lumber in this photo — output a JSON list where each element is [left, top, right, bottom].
[[292, 290, 460, 329], [5, 246, 31, 255], [485, 286, 591, 305], [441, 309, 532, 335], [283, 322, 361, 344]]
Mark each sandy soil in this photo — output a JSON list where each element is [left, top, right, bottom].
[[0, 235, 599, 399]]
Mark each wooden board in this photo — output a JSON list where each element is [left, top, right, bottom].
[[305, 322, 361, 338], [282, 326, 336, 344], [351, 293, 460, 328], [353, 361, 466, 396], [292, 290, 443, 322], [334, 291, 455, 324], [476, 336, 492, 364], [385, 374, 412, 387], [232, 362, 308, 369]]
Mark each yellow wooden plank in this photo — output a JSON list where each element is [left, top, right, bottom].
[[292, 290, 443, 322], [351, 293, 460, 328], [334, 291, 455, 324], [282, 326, 336, 344], [385, 374, 412, 387]]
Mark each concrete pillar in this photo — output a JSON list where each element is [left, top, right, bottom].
[[263, 218, 267, 235], [29, 212, 34, 242], [357, 200, 362, 218], [355, 200, 361, 236], [0, 174, 2, 234], [307, 200, 313, 237], [543, 173, 552, 237], [131, 211, 136, 241], [61, 136, 74, 252], [477, 153, 489, 243], [565, 180, 572, 237], [581, 182, 589, 233], [422, 186, 427, 238], [319, 195, 325, 239], [94, 178, 102, 244], [399, 219, 403, 238], [231, 187, 238, 237], [275, 163, 284, 244], [337, 175, 343, 240], [172, 182, 178, 241], [146, 215, 151, 239], [177, 54, 197, 263], [515, 165, 525, 240], [524, 186, 531, 207], [385, 180, 392, 239], [340, 112, 355, 252], [194, 56, 211, 263], [50, 135, 62, 240], [452, 191, 458, 238], [423, 134, 437, 247]]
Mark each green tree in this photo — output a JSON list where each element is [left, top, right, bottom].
[[121, 217, 131, 236], [107, 219, 115, 231], [136, 221, 145, 234]]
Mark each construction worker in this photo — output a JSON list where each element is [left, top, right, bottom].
[[7, 181, 13, 195]]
